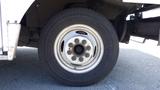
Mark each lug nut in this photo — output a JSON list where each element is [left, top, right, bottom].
[[79, 57, 84, 62], [82, 40, 87, 45], [86, 46, 91, 50], [68, 43, 74, 47], [67, 50, 72, 55], [75, 39, 79, 44], [71, 56, 77, 61], [85, 53, 90, 58]]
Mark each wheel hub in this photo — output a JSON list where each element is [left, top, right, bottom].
[[64, 36, 93, 66]]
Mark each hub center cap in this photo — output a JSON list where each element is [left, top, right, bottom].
[[74, 44, 85, 55]]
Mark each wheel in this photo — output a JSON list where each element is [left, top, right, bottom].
[[38, 8, 119, 86]]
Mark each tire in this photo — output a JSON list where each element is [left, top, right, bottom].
[[38, 8, 119, 86]]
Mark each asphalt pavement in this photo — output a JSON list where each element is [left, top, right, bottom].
[[0, 43, 160, 90]]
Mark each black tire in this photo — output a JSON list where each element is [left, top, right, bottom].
[[38, 8, 119, 86]]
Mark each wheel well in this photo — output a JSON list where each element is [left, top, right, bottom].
[[21, 0, 89, 27], [21, 0, 131, 28], [19, 0, 131, 47]]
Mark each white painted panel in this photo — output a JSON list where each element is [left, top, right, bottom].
[[123, 0, 160, 4], [143, 8, 160, 18], [1, 0, 8, 51], [2, 0, 35, 23], [0, 1, 3, 54], [8, 23, 21, 60], [1, 0, 35, 51]]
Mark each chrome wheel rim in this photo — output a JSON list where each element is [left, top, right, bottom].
[[54, 24, 104, 74]]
